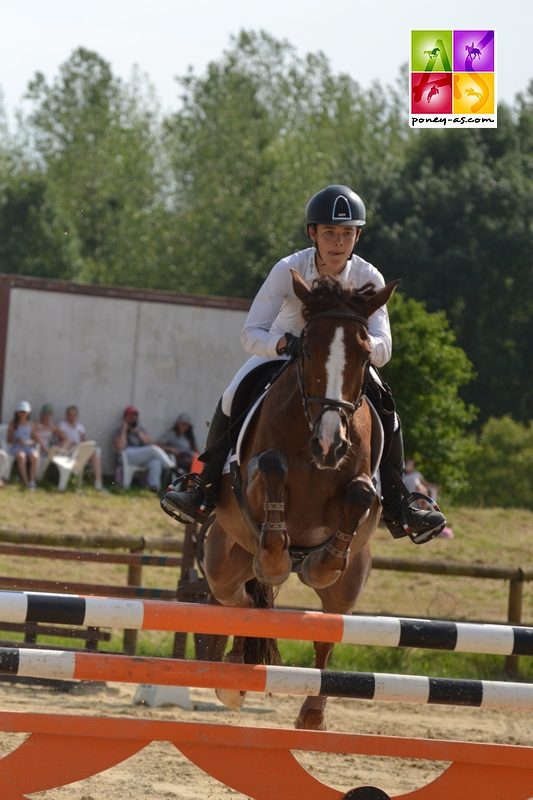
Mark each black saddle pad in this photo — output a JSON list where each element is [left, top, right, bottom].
[[229, 360, 287, 451]]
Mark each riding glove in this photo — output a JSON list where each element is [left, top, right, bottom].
[[283, 333, 301, 359]]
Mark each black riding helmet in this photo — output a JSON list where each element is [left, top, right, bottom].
[[305, 184, 366, 228]]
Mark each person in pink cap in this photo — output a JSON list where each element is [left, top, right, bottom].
[[113, 406, 174, 491]]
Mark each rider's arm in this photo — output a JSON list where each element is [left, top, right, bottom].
[[367, 304, 392, 367], [240, 259, 294, 358], [353, 260, 392, 368]]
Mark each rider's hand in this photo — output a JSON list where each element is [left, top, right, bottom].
[[283, 332, 301, 359]]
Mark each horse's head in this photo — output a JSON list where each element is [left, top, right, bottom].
[[291, 269, 399, 470]]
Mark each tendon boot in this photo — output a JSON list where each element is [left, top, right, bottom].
[[160, 400, 230, 524], [380, 426, 446, 545]]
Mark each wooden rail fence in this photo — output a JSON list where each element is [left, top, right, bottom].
[[0, 526, 530, 674]]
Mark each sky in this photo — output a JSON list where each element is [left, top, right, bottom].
[[1, 0, 531, 123]]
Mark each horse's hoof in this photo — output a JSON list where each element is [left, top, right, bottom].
[[252, 553, 291, 586], [295, 711, 327, 731], [215, 688, 246, 710], [301, 560, 341, 589]]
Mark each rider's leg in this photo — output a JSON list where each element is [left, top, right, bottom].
[[161, 399, 231, 523], [380, 419, 446, 544]]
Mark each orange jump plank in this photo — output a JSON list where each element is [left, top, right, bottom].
[[0, 712, 532, 799]]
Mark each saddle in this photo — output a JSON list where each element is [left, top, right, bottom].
[[227, 360, 290, 455]]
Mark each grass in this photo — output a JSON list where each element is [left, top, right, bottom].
[[0, 483, 532, 679]]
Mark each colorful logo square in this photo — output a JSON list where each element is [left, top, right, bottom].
[[410, 29, 496, 128], [411, 73, 452, 114], [453, 72, 495, 114], [411, 30, 453, 72], [453, 30, 495, 72]]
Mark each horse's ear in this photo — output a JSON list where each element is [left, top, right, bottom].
[[291, 268, 311, 302], [363, 279, 401, 317]]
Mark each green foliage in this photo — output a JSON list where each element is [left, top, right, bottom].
[[457, 416, 533, 509], [369, 84, 533, 422], [0, 168, 80, 278], [164, 30, 407, 297], [381, 292, 477, 491], [21, 48, 171, 288]]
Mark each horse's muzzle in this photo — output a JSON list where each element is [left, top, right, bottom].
[[310, 433, 348, 470]]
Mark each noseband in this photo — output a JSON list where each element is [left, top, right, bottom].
[[297, 309, 369, 433]]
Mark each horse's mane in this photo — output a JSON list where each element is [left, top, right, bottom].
[[301, 277, 376, 322]]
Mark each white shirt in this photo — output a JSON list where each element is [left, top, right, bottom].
[[59, 420, 86, 446], [240, 248, 392, 366]]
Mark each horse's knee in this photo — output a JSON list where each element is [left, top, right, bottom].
[[345, 475, 376, 510], [257, 449, 287, 478]]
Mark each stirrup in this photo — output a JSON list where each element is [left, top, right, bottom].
[[160, 473, 211, 525], [384, 492, 445, 545]]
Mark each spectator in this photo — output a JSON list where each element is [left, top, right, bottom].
[[35, 403, 62, 458], [7, 400, 40, 489], [113, 405, 174, 492], [403, 458, 439, 500], [58, 405, 105, 491], [404, 459, 454, 539], [158, 413, 198, 476]]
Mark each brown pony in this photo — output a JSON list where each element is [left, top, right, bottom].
[[202, 269, 399, 730]]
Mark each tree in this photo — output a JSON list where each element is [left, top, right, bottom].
[[21, 48, 170, 287], [0, 168, 80, 278], [458, 417, 533, 509], [164, 30, 408, 297], [381, 292, 477, 493], [367, 84, 533, 422]]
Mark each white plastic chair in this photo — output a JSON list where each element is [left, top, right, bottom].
[[0, 424, 14, 480], [49, 440, 97, 492], [120, 450, 148, 489]]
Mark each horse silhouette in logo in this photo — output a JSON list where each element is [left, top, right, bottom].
[[465, 87, 483, 101], [465, 42, 482, 61], [424, 47, 440, 58], [427, 86, 440, 103]]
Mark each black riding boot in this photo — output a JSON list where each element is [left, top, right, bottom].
[[380, 424, 446, 545], [161, 400, 230, 524]]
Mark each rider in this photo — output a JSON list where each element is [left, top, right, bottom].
[[162, 185, 446, 544]]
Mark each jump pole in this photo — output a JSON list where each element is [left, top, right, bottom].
[[0, 589, 531, 656], [0, 646, 532, 710], [0, 591, 531, 798]]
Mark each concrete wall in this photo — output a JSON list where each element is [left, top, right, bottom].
[[0, 277, 250, 474]]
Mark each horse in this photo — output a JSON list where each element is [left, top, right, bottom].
[[424, 47, 440, 58], [201, 270, 399, 730], [465, 44, 482, 60], [465, 87, 483, 101]]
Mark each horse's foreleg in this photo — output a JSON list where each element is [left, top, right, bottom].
[[204, 520, 255, 710], [295, 641, 334, 731], [301, 474, 376, 589], [249, 449, 291, 586]]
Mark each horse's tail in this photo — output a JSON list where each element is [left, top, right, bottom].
[[243, 578, 282, 666]]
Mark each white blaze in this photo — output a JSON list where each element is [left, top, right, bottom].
[[319, 326, 345, 455]]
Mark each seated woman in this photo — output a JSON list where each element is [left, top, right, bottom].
[[35, 403, 63, 459], [7, 401, 40, 490], [58, 405, 105, 491], [158, 413, 198, 477], [113, 406, 174, 492]]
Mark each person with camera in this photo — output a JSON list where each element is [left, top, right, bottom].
[[113, 405, 174, 492]]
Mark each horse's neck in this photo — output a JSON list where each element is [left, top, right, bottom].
[[253, 366, 306, 444]]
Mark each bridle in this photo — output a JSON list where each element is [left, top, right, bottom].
[[296, 308, 369, 433]]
